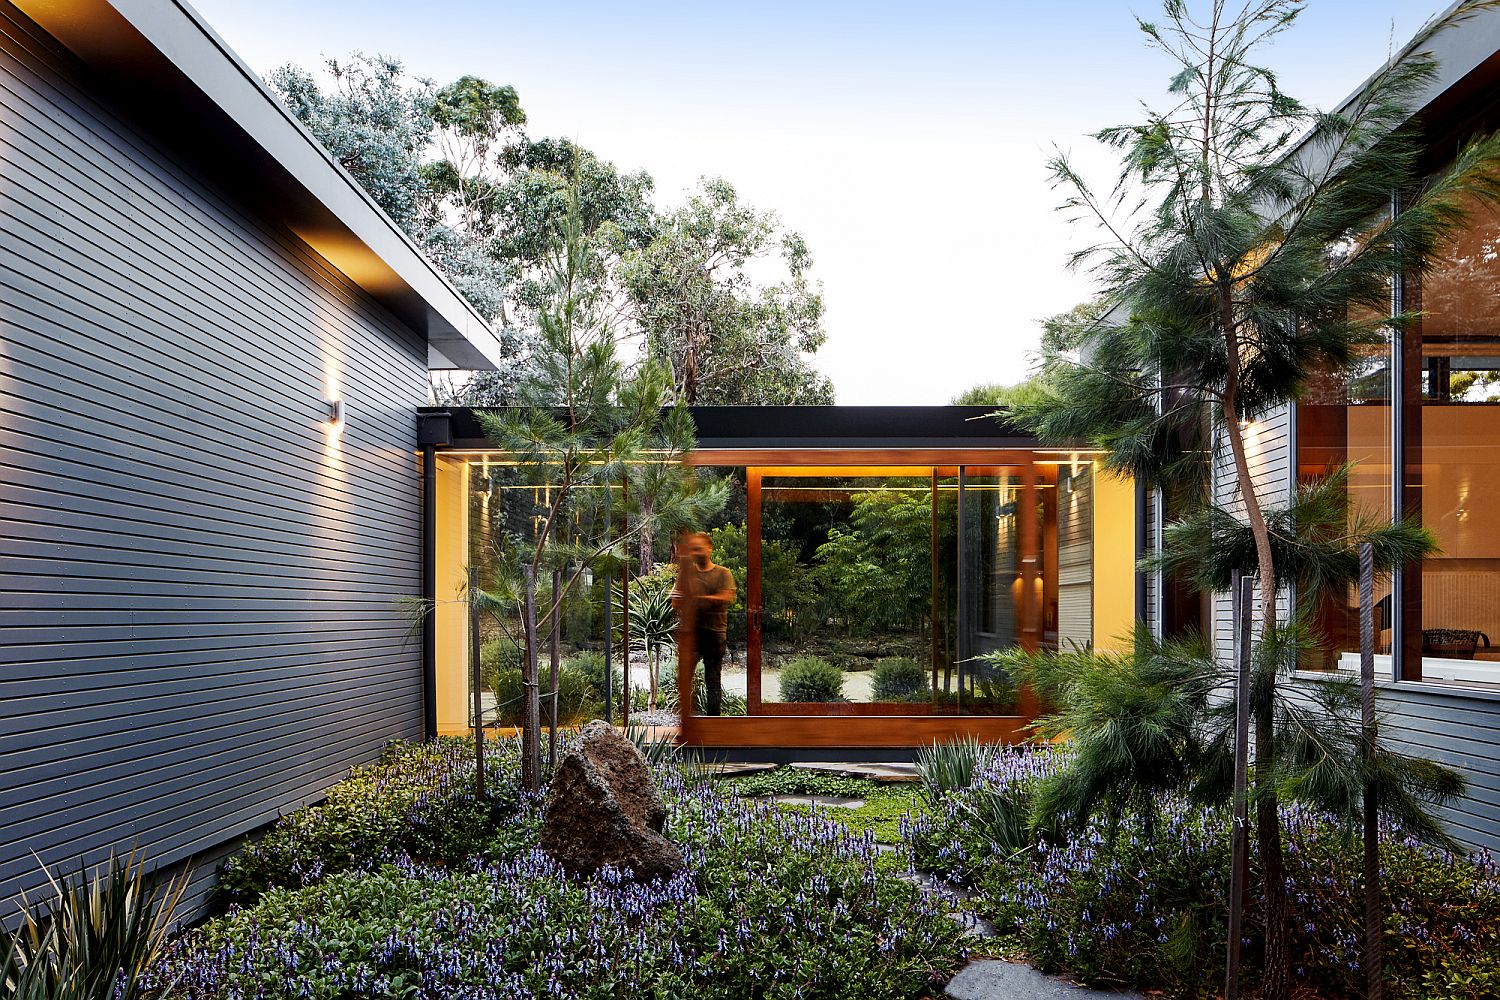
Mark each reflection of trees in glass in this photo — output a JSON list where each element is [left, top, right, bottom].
[[709, 523, 813, 642], [1448, 368, 1500, 402], [812, 489, 932, 635]]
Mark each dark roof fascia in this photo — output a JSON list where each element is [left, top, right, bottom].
[[1277, 2, 1500, 185], [424, 405, 1045, 452], [12, 0, 500, 371]]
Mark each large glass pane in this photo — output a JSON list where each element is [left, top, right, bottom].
[[434, 456, 751, 734], [1413, 196, 1500, 687], [955, 470, 1024, 715], [1298, 293, 1394, 672], [1055, 462, 1095, 651], [464, 458, 617, 731], [669, 467, 749, 716], [758, 471, 940, 710]]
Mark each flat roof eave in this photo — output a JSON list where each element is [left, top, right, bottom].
[[429, 405, 1059, 453], [15, 0, 501, 371]]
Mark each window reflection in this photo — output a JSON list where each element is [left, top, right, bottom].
[[1412, 196, 1500, 685]]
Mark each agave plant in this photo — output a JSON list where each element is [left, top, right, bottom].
[[2, 850, 187, 1000], [626, 723, 679, 769], [615, 577, 677, 711]]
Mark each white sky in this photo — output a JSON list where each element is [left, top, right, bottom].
[[191, 0, 1438, 403]]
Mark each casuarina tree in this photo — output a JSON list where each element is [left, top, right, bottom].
[[476, 164, 723, 791], [1011, 2, 1500, 997]]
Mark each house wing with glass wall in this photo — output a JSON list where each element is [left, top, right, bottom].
[[1144, 3, 1500, 854], [425, 406, 1138, 752]]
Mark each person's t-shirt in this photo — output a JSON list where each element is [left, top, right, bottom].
[[681, 563, 735, 635]]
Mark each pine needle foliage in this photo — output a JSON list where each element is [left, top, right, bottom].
[[472, 160, 725, 789], [1006, 4, 1500, 995], [1147, 464, 1437, 597], [995, 625, 1467, 849]]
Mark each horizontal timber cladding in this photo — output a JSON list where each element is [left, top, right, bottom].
[[1375, 684, 1500, 854], [0, 4, 428, 917], [1211, 405, 1294, 663], [1291, 678, 1500, 855]]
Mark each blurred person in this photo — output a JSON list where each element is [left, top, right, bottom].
[[671, 532, 736, 716]]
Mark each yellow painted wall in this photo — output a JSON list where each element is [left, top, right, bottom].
[[435, 455, 470, 735], [1092, 469, 1137, 652]]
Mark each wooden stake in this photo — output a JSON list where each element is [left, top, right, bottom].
[[1359, 542, 1384, 999], [1226, 571, 1253, 1000]]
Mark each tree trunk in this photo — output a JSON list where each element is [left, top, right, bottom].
[[521, 566, 541, 792], [1220, 289, 1290, 1000], [648, 643, 659, 712], [548, 568, 561, 770], [638, 496, 656, 573]]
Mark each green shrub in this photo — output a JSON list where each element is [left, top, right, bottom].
[[871, 657, 928, 701], [216, 740, 522, 908], [478, 635, 522, 696], [778, 656, 844, 702], [487, 665, 526, 725], [488, 664, 600, 727], [566, 651, 608, 702]]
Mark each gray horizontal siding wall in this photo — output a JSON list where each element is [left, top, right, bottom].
[[1211, 405, 1294, 663], [1375, 683, 1500, 855], [0, 3, 427, 917]]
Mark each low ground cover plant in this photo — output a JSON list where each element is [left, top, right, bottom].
[[158, 740, 964, 999], [905, 746, 1500, 1000], [216, 740, 523, 907], [727, 767, 926, 846]]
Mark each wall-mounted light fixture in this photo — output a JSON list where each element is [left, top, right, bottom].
[[326, 397, 345, 427]]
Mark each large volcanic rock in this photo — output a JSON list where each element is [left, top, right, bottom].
[[540, 720, 685, 880]]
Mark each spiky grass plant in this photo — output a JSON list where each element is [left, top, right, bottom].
[[916, 736, 989, 809], [1, 851, 186, 1000], [626, 723, 680, 769]]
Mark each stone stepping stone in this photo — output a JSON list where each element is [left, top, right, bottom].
[[946, 960, 1141, 999], [789, 761, 921, 783], [769, 794, 866, 810]]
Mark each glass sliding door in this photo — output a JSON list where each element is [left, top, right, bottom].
[[954, 469, 1024, 714], [754, 470, 941, 713], [736, 464, 1062, 718]]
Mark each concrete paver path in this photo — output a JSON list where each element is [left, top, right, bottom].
[[946, 960, 1141, 999]]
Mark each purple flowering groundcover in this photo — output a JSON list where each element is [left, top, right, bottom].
[[144, 738, 967, 999], [904, 747, 1500, 1000]]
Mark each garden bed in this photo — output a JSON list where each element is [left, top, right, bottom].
[[147, 738, 965, 999], [904, 747, 1500, 1000]]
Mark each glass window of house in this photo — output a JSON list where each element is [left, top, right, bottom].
[[1411, 195, 1500, 686], [1296, 270, 1395, 671]]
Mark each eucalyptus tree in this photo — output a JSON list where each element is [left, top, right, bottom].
[[620, 177, 833, 406], [477, 170, 723, 790], [1011, 2, 1500, 995], [268, 57, 653, 404]]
